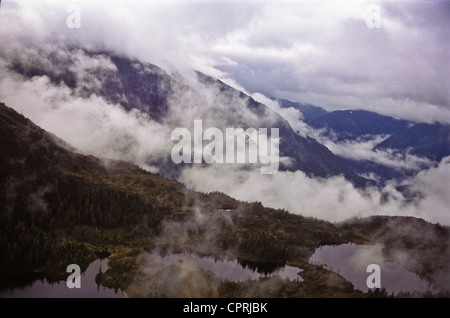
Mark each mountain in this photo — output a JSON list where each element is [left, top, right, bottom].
[[7, 47, 371, 187], [341, 158, 414, 182], [1, 101, 449, 297], [10, 51, 175, 122], [277, 100, 412, 140], [0, 101, 173, 274], [308, 109, 411, 140], [374, 123, 450, 162], [278, 99, 328, 123], [194, 73, 372, 186], [275, 100, 450, 182], [276, 100, 422, 182], [0, 101, 348, 293]]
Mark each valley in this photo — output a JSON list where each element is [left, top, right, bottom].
[[0, 102, 448, 297]]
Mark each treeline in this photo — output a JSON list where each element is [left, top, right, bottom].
[[0, 102, 185, 274], [0, 146, 171, 275], [233, 205, 349, 262], [238, 230, 289, 261], [0, 168, 171, 272]]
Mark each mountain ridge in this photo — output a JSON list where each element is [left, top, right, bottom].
[[375, 122, 450, 162], [6, 47, 372, 187]]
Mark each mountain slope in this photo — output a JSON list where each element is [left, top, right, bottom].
[[6, 47, 371, 187], [196, 73, 371, 186], [374, 123, 450, 161], [0, 101, 355, 295], [274, 100, 449, 183], [309, 109, 411, 140], [278, 99, 328, 123], [276, 100, 423, 182]]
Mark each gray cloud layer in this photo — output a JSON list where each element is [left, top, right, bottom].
[[1, 0, 449, 123]]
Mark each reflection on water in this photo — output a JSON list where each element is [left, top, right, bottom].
[[0, 259, 125, 298], [145, 252, 303, 282], [309, 243, 437, 295]]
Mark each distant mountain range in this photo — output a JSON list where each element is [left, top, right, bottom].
[[278, 98, 450, 182], [375, 123, 450, 162], [279, 99, 412, 140], [309, 109, 412, 141]]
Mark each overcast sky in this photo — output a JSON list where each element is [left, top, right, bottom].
[[0, 0, 449, 123]]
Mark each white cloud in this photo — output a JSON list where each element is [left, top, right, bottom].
[[0, 46, 282, 172], [406, 156, 450, 225], [1, 0, 448, 123], [179, 159, 450, 225], [0, 65, 172, 171], [250, 92, 312, 138], [313, 134, 435, 171]]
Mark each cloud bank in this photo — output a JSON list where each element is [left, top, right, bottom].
[[180, 157, 450, 225], [1, 0, 449, 123]]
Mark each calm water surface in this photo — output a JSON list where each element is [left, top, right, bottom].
[[145, 252, 303, 282], [0, 259, 126, 298], [309, 243, 438, 295]]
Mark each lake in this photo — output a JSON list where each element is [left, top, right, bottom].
[[309, 243, 438, 295], [145, 251, 303, 282], [0, 259, 126, 298]]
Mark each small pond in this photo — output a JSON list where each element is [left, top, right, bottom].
[[0, 259, 126, 298], [309, 243, 438, 295], [145, 251, 303, 282]]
